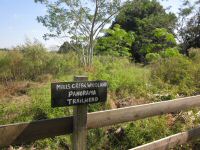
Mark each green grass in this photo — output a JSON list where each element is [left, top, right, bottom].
[[1, 48, 200, 149]]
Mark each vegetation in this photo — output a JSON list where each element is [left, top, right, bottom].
[[34, 0, 121, 66], [113, 0, 177, 62], [95, 24, 135, 57], [177, 0, 200, 54], [1, 42, 200, 149], [1, 0, 200, 149]]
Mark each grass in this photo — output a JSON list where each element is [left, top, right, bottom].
[[1, 46, 200, 149]]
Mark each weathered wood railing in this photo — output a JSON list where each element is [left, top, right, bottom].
[[1, 95, 200, 149], [130, 125, 200, 150]]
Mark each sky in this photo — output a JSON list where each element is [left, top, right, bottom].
[[0, 0, 186, 49]]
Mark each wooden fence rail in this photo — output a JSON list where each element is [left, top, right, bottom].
[[0, 95, 200, 148], [130, 125, 200, 150], [0, 117, 73, 147]]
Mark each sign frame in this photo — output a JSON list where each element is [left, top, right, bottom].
[[51, 80, 108, 107]]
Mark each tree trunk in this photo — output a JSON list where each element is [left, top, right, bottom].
[[88, 34, 94, 67]]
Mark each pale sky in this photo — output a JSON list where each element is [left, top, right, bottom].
[[0, 0, 190, 49]]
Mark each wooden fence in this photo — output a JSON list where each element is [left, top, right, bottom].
[[1, 95, 200, 149]]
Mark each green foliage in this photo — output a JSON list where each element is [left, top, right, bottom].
[[150, 55, 200, 96], [113, 0, 177, 62], [140, 28, 177, 56], [32, 108, 48, 120], [153, 28, 176, 46], [152, 56, 192, 85], [146, 48, 180, 63], [21, 42, 49, 80], [0, 51, 12, 80], [104, 116, 174, 150], [0, 83, 72, 149], [1, 45, 200, 149], [95, 24, 135, 57], [35, 0, 122, 66], [189, 48, 200, 61], [0, 50, 24, 81], [159, 48, 180, 58], [124, 117, 171, 148], [88, 128, 106, 150], [189, 48, 200, 93], [177, 0, 200, 53], [146, 53, 161, 62], [89, 56, 150, 98], [0, 42, 49, 81], [153, 28, 176, 44], [58, 41, 80, 53], [45, 52, 80, 76], [0, 42, 81, 82]]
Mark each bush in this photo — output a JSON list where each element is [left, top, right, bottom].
[[106, 116, 172, 149], [0, 51, 24, 81], [125, 117, 171, 148], [0, 42, 81, 82], [22, 42, 49, 80], [189, 48, 200, 63], [159, 48, 181, 58], [190, 49, 200, 94], [146, 53, 161, 62], [150, 55, 198, 96], [0, 51, 12, 81], [1, 42, 200, 149], [89, 56, 150, 99], [146, 48, 180, 63]]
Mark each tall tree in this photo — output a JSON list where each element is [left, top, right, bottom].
[[177, 0, 200, 55], [112, 0, 177, 62], [58, 41, 81, 53], [34, 0, 121, 66]]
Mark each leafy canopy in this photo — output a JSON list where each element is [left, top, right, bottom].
[[113, 0, 177, 62], [177, 0, 200, 53], [95, 24, 135, 57], [34, 0, 122, 66], [35, 0, 121, 40]]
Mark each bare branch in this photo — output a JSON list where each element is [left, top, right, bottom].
[[94, 10, 119, 36], [91, 0, 99, 35]]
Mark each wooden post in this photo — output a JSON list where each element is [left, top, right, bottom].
[[73, 76, 88, 150]]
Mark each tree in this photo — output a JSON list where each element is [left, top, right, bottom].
[[112, 0, 177, 62], [141, 28, 176, 54], [58, 41, 81, 53], [34, 0, 121, 66], [144, 28, 178, 62], [177, 0, 200, 55], [95, 24, 135, 57]]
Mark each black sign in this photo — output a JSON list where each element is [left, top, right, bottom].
[[51, 81, 108, 107]]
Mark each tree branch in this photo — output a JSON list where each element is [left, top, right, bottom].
[[94, 10, 119, 36], [91, 0, 99, 36]]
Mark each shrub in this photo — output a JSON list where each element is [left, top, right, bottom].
[[0, 51, 25, 81], [125, 117, 171, 148], [187, 49, 200, 93], [107, 116, 171, 149], [159, 48, 181, 58], [22, 42, 49, 80], [89, 56, 150, 98], [189, 48, 200, 63], [146, 48, 181, 63], [151, 55, 197, 96], [152, 56, 192, 85], [146, 53, 161, 62], [95, 24, 135, 57], [0, 42, 82, 82], [0, 51, 12, 81]]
